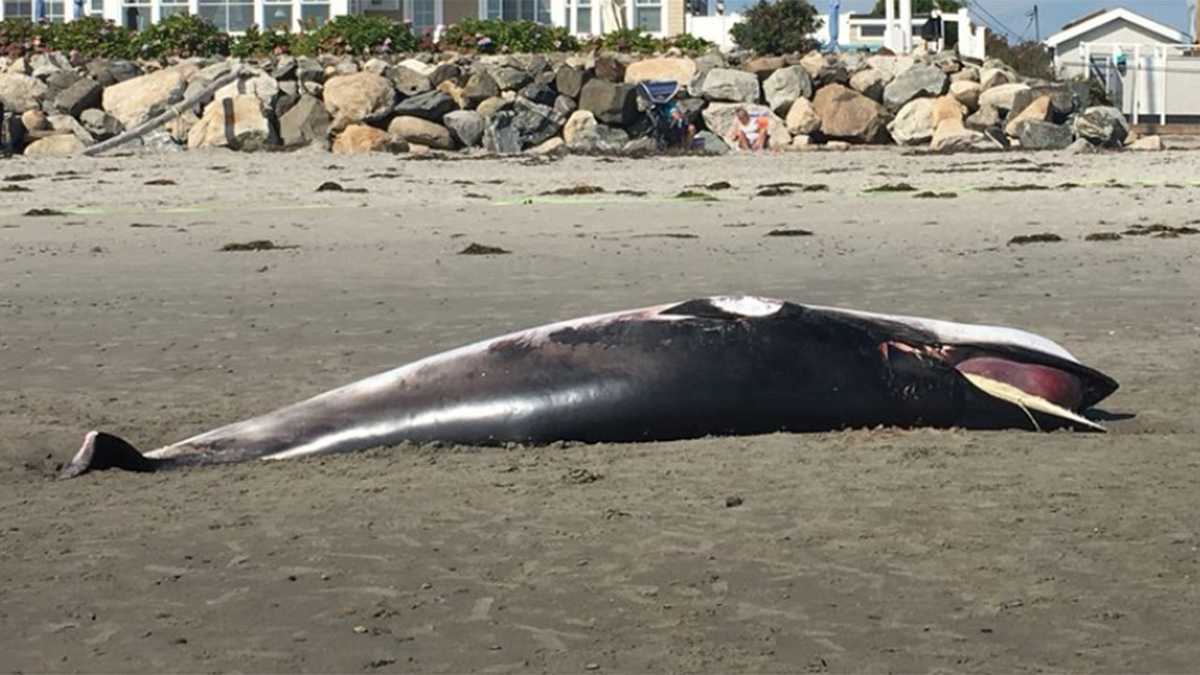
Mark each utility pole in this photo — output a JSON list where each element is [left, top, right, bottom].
[[1032, 4, 1039, 42]]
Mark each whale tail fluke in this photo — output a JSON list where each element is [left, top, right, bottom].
[[59, 431, 159, 479]]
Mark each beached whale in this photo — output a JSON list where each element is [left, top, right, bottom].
[[61, 296, 1118, 478]]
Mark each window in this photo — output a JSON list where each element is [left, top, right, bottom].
[[300, 0, 329, 27], [3, 0, 32, 18], [485, 0, 548, 22], [160, 0, 189, 18], [89, 0, 102, 15], [263, 0, 292, 29], [563, 0, 589, 33], [198, 0, 254, 31], [633, 0, 659, 32], [411, 0, 434, 31], [859, 24, 885, 37], [122, 0, 149, 29], [45, 0, 64, 21]]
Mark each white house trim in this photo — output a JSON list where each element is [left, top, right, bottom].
[[1044, 7, 1190, 48]]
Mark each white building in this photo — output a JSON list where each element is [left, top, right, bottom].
[[1045, 7, 1191, 80]]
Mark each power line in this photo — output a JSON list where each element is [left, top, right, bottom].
[[962, 0, 1023, 42]]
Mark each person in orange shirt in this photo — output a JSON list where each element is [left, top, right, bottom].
[[727, 107, 770, 151]]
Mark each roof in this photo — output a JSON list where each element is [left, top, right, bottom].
[[1044, 7, 1191, 48]]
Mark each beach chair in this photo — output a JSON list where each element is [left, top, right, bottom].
[[636, 80, 686, 150]]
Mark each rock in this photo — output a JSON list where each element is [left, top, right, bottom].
[[701, 103, 791, 148], [187, 95, 274, 151], [362, 58, 390, 76], [693, 53, 726, 77], [527, 136, 565, 156], [850, 69, 886, 102], [1005, 95, 1051, 137], [332, 124, 407, 154], [562, 110, 629, 152], [296, 57, 324, 83], [931, 118, 988, 152], [784, 97, 820, 135], [1, 112, 26, 150], [553, 94, 577, 118], [931, 95, 966, 130], [578, 79, 637, 126], [555, 65, 588, 98], [397, 58, 437, 78], [274, 80, 301, 119], [799, 52, 849, 85], [745, 55, 785, 80], [511, 98, 562, 147], [463, 70, 500, 109], [697, 68, 760, 103], [332, 60, 359, 76], [624, 57, 697, 86], [165, 110, 198, 144], [979, 67, 1011, 90], [963, 105, 999, 133], [476, 96, 511, 120], [811, 83, 888, 143], [563, 110, 597, 147], [887, 98, 935, 145], [443, 109, 484, 147], [883, 63, 948, 110], [951, 66, 980, 83], [23, 133, 84, 157], [978, 82, 1029, 113], [519, 82, 556, 106], [437, 80, 467, 108], [47, 114, 95, 145], [1010, 84, 1075, 122], [1017, 120, 1073, 150], [789, 134, 814, 150], [865, 55, 914, 83], [825, 140, 852, 151], [214, 72, 279, 109], [43, 70, 80, 103], [79, 108, 123, 140], [693, 129, 729, 155], [1129, 135, 1163, 151], [1073, 106, 1129, 147], [1067, 138, 1100, 155], [102, 67, 186, 128], [488, 65, 531, 91], [622, 136, 657, 154], [762, 66, 813, 115], [390, 66, 433, 97], [393, 90, 456, 122], [20, 109, 47, 131], [483, 110, 522, 154], [949, 80, 981, 113], [0, 74, 48, 114], [278, 94, 331, 149], [594, 53, 627, 82], [273, 56, 297, 80], [388, 116, 453, 150], [86, 59, 141, 88], [429, 63, 462, 87], [323, 72, 395, 129]]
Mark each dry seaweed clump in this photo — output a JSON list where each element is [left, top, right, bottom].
[[459, 243, 511, 255], [1008, 233, 1063, 245]]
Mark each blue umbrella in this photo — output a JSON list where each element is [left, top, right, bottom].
[[828, 0, 840, 51]]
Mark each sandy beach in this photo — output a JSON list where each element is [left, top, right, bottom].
[[1, 147, 1198, 673]]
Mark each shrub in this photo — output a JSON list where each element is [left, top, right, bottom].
[[290, 15, 418, 55], [985, 34, 1055, 81], [440, 18, 578, 53], [0, 18, 41, 58], [590, 27, 660, 54], [230, 24, 293, 58], [730, 0, 822, 55], [663, 32, 715, 55], [134, 13, 230, 58], [38, 16, 138, 58]]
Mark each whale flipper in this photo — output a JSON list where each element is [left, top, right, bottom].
[[59, 431, 159, 479]]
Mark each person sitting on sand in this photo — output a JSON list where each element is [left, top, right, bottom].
[[727, 107, 770, 151]]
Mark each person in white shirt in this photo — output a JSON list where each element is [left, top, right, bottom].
[[726, 107, 770, 151]]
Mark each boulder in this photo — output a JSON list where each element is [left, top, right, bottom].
[[388, 116, 453, 150], [887, 97, 935, 146], [849, 68, 886, 102], [397, 58, 437, 78], [763, 66, 814, 115], [519, 82, 556, 106], [443, 109, 485, 147], [1067, 137, 1101, 155], [273, 56, 298, 80], [693, 130, 729, 155], [1129, 135, 1163, 151], [79, 108, 123, 140], [965, 104, 1002, 131], [437, 79, 467, 108], [811, 83, 888, 143], [883, 63, 948, 110], [865, 55, 914, 82], [511, 98, 563, 147], [1010, 84, 1076, 122], [332, 124, 407, 154], [362, 58, 390, 76], [555, 65, 588, 98], [1, 112, 26, 150], [21, 109, 47, 132], [323, 72, 395, 129], [578, 79, 637, 126], [29, 52, 70, 78], [1073, 106, 1129, 147], [274, 80, 301, 119], [102, 68, 186, 128], [949, 80, 980, 113], [701, 103, 791, 148], [214, 72, 280, 109], [784, 97, 820, 135], [951, 66, 980, 83], [476, 95, 511, 119], [978, 67, 1011, 90], [527, 136, 566, 156], [165, 109, 199, 144], [47, 113, 95, 145], [697, 68, 760, 103], [0, 74, 48, 114], [594, 53, 627, 82], [23, 133, 84, 157], [429, 63, 462, 87], [563, 109, 597, 147], [931, 118, 988, 152], [483, 110, 522, 154], [393, 90, 456, 121], [390, 65, 433, 97], [799, 52, 849, 85], [43, 69, 80, 103], [744, 55, 786, 80], [1004, 95, 1051, 137], [463, 70, 500, 109], [977, 82, 1029, 113], [278, 94, 332, 149], [296, 57, 324, 83], [624, 57, 696, 86], [86, 59, 141, 88], [931, 95, 966, 130], [488, 65, 531, 91], [1017, 120, 1073, 150], [553, 94, 577, 118], [187, 95, 274, 151]]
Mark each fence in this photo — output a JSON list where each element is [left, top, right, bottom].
[[1076, 42, 1200, 124]]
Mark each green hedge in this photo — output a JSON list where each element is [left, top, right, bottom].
[[440, 19, 579, 53]]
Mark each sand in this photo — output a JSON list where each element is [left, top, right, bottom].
[[1, 147, 1198, 673]]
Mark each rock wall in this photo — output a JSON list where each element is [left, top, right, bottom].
[[0, 49, 1147, 158]]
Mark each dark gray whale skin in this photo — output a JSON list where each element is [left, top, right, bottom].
[[61, 296, 1118, 478]]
